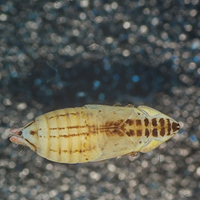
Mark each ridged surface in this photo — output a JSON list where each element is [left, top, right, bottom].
[[35, 107, 101, 163]]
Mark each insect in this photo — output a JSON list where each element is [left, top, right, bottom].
[[10, 104, 180, 163]]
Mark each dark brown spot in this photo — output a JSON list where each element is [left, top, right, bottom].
[[152, 118, 157, 126], [137, 113, 141, 115], [160, 128, 165, 137], [172, 122, 180, 132], [145, 129, 150, 137], [126, 119, 134, 125], [152, 129, 158, 137], [112, 129, 119, 134], [137, 130, 142, 136], [159, 118, 165, 127], [144, 118, 149, 127], [30, 131, 36, 135], [126, 130, 135, 137], [136, 120, 142, 126]]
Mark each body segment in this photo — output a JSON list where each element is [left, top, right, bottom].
[[10, 104, 180, 163]]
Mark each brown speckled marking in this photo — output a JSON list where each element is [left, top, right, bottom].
[[136, 119, 142, 126], [152, 129, 158, 137], [145, 128, 150, 137], [126, 130, 135, 137], [103, 120, 125, 137], [160, 128, 165, 137], [105, 120, 123, 127], [159, 118, 165, 127], [152, 118, 157, 126], [144, 118, 149, 127]]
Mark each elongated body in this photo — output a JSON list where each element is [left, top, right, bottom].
[[10, 104, 180, 163]]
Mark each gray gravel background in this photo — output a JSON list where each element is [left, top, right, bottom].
[[1, 0, 200, 200]]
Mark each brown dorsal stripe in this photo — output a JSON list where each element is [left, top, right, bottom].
[[152, 118, 157, 126], [159, 118, 165, 127], [137, 130, 142, 136], [144, 118, 149, 126], [152, 129, 158, 137], [49, 127, 66, 130], [136, 119, 142, 126], [167, 119, 171, 135], [160, 128, 165, 137], [145, 129, 150, 137]]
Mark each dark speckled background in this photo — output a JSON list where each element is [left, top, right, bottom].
[[1, 0, 200, 200]]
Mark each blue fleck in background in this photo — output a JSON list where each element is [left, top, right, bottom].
[[0, 0, 200, 200]]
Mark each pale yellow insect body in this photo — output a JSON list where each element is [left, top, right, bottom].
[[10, 104, 180, 163]]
